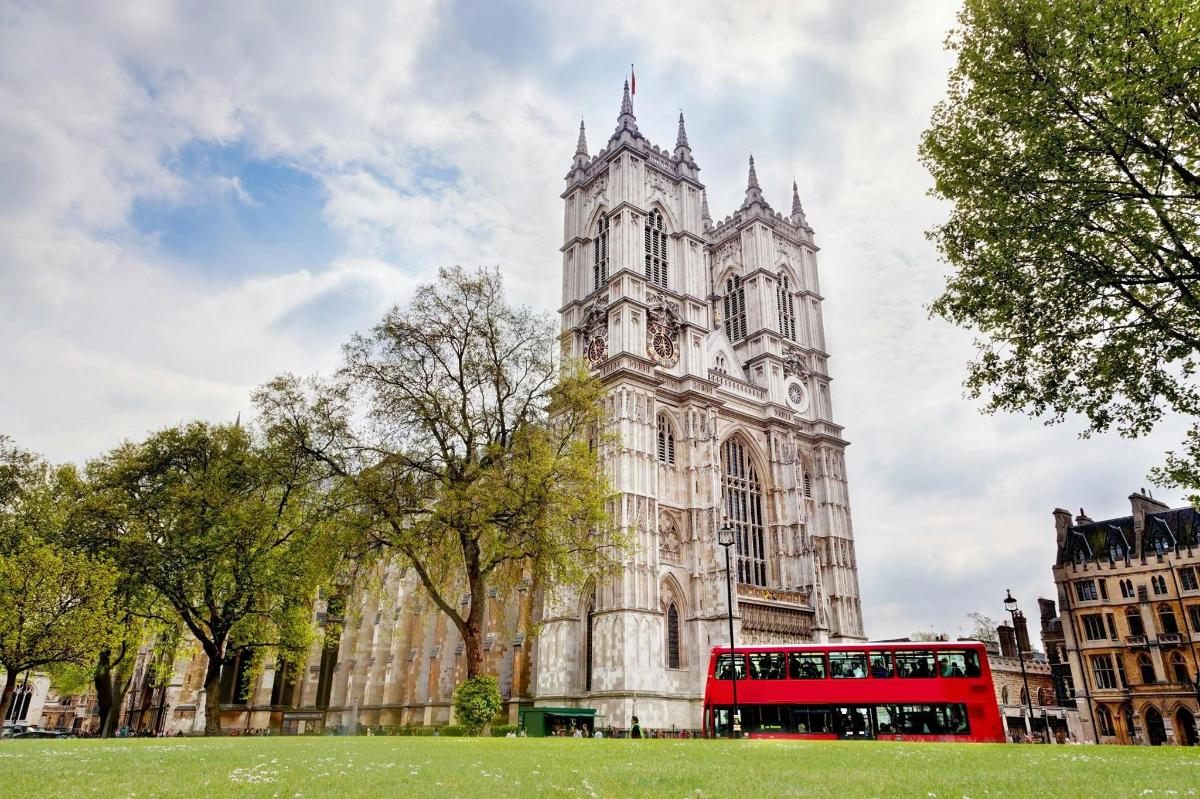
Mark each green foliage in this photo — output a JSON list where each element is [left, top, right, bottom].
[[452, 675, 504, 736], [0, 438, 121, 720], [83, 421, 348, 734], [256, 266, 623, 677], [489, 724, 519, 737], [920, 0, 1200, 486]]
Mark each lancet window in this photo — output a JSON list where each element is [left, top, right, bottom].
[[593, 214, 610, 290], [777, 272, 797, 341], [723, 275, 747, 341], [644, 209, 668, 288]]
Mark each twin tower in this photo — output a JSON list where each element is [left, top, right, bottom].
[[536, 81, 865, 728]]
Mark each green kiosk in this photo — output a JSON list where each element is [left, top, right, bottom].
[[517, 707, 597, 737]]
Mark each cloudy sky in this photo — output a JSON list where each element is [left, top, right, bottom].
[[0, 0, 1186, 641]]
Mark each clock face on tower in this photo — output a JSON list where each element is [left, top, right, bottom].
[[646, 321, 679, 367], [585, 334, 607, 366]]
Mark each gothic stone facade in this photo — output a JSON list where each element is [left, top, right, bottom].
[[537, 82, 864, 731], [122, 84, 865, 736], [1053, 492, 1200, 746]]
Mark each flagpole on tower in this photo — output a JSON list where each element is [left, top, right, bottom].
[[630, 63, 636, 96]]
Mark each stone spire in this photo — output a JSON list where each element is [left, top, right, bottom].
[[573, 119, 589, 170], [790, 179, 808, 227], [612, 78, 639, 140], [673, 111, 691, 162], [701, 188, 712, 230], [743, 154, 765, 206]]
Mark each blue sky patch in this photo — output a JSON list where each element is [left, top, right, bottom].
[[131, 140, 342, 279]]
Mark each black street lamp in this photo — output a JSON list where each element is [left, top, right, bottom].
[[718, 525, 741, 738], [1004, 589, 1049, 743]]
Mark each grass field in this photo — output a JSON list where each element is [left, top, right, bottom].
[[0, 737, 1197, 798]]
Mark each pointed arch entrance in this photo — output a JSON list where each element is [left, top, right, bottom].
[[1144, 706, 1167, 746], [1176, 707, 1197, 747]]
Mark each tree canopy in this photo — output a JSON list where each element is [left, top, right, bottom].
[[921, 0, 1200, 486], [256, 266, 621, 679], [0, 438, 118, 722], [84, 421, 346, 735]]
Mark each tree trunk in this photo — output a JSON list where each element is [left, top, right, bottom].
[[463, 578, 487, 679], [0, 669, 17, 725], [94, 649, 115, 738], [202, 645, 225, 736]]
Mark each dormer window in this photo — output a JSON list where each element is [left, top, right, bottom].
[[723, 275, 747, 341], [777, 272, 797, 341], [644, 209, 668, 288], [593, 214, 610, 290]]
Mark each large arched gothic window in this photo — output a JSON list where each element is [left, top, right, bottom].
[[777, 272, 797, 341], [723, 276, 747, 341], [644, 209, 668, 288], [1097, 705, 1115, 736], [3, 687, 32, 722], [722, 436, 767, 586], [585, 598, 596, 691], [593, 215, 610, 290], [666, 603, 681, 669], [656, 413, 675, 465]]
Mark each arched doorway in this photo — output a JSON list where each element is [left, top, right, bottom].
[[1144, 706, 1167, 746], [1176, 708, 1198, 747]]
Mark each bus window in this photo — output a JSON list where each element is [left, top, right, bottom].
[[894, 704, 971, 735], [791, 705, 832, 734], [869, 651, 894, 678], [937, 649, 980, 678], [829, 651, 868, 678], [748, 652, 787, 679], [715, 653, 747, 680], [895, 650, 937, 678], [789, 652, 827, 679], [753, 704, 789, 732], [874, 705, 897, 734]]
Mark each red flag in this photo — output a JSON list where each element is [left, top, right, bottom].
[[631, 64, 636, 95]]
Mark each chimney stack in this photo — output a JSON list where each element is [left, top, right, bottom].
[[997, 623, 1017, 658], [1014, 610, 1032, 655]]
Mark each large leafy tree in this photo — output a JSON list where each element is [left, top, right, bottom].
[[0, 438, 117, 723], [256, 266, 620, 680], [920, 0, 1200, 486], [85, 422, 345, 735]]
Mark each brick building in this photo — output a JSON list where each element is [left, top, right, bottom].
[[1052, 491, 1200, 746]]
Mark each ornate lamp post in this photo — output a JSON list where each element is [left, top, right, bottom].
[[718, 525, 741, 738], [1004, 589, 1049, 743]]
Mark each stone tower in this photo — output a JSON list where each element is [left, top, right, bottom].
[[535, 82, 865, 730]]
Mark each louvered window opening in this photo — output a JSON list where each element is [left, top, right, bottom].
[[593, 215, 610, 290], [657, 414, 675, 465], [804, 472, 812, 498], [777, 274, 797, 341], [667, 603, 681, 669], [723, 438, 767, 586], [644, 209, 668, 288], [724, 276, 747, 341]]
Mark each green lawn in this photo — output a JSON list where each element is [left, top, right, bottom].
[[0, 737, 1197, 798]]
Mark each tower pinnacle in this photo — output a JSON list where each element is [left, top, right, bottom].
[[701, 188, 712, 230], [573, 119, 589, 170], [790, 179, 809, 227], [612, 79, 639, 140], [743, 154, 764, 206], [673, 111, 692, 162], [576, 119, 588, 156]]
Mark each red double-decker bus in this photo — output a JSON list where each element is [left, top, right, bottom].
[[702, 641, 1004, 742]]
